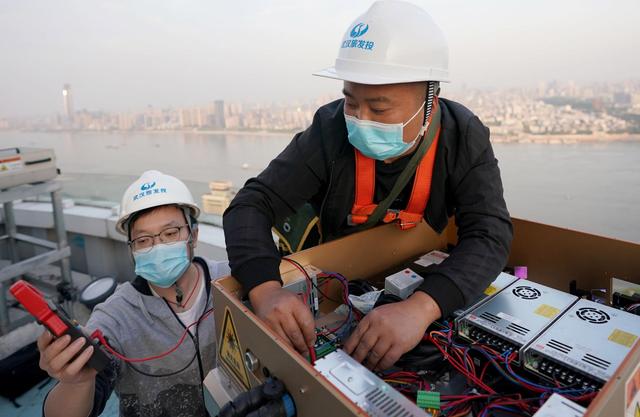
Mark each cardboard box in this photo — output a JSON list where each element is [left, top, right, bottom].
[[209, 219, 640, 417]]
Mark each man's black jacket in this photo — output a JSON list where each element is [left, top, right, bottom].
[[223, 97, 513, 317]]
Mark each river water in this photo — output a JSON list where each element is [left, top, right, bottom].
[[3, 131, 639, 243]]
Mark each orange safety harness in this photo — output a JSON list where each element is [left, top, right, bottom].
[[349, 101, 441, 230]]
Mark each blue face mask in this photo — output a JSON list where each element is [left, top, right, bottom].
[[345, 102, 427, 160], [133, 242, 190, 288]]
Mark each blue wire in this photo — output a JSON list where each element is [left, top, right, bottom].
[[468, 346, 593, 396], [320, 271, 352, 338], [463, 347, 473, 374], [502, 354, 593, 395], [481, 404, 523, 417]]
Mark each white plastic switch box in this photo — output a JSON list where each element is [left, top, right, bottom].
[[385, 268, 425, 299]]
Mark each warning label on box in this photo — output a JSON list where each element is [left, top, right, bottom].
[[219, 307, 251, 390]]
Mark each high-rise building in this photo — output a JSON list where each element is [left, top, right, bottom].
[[62, 84, 74, 122], [196, 107, 209, 127], [214, 100, 226, 129], [179, 108, 193, 128], [613, 92, 632, 108]]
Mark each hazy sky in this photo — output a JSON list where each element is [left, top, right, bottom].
[[1, 0, 639, 117]]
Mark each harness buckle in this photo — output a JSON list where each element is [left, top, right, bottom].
[[397, 220, 420, 230]]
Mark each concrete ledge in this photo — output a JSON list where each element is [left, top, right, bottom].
[[11, 201, 113, 237], [2, 201, 227, 257]]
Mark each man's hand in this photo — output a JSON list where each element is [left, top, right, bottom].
[[344, 291, 441, 370], [38, 330, 99, 417], [37, 330, 97, 385], [249, 281, 316, 353]]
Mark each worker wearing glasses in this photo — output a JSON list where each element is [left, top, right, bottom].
[[37, 170, 229, 417]]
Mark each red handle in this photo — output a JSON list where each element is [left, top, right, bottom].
[[9, 280, 69, 336]]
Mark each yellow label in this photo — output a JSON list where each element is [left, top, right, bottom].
[[534, 304, 560, 318], [609, 329, 638, 348], [219, 307, 251, 389], [484, 285, 498, 296]]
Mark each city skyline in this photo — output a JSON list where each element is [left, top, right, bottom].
[[1, 1, 639, 118], [2, 79, 639, 142], [3, 77, 639, 120]]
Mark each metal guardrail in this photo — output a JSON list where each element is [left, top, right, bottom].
[[0, 180, 72, 334]]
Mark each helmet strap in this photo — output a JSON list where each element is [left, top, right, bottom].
[[411, 81, 438, 146], [423, 81, 438, 126], [181, 206, 198, 261]]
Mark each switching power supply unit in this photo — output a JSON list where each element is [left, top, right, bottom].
[[457, 280, 578, 360], [314, 349, 433, 417], [522, 299, 640, 389], [453, 272, 519, 318]]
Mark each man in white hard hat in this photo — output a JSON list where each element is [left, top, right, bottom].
[[224, 0, 512, 370], [37, 171, 229, 417]]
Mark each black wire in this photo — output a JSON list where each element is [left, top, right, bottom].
[[626, 304, 640, 315], [125, 348, 199, 378], [347, 280, 376, 296], [284, 258, 346, 304], [194, 279, 209, 414], [123, 306, 213, 379], [395, 351, 443, 370], [315, 277, 348, 305], [55, 297, 198, 378]]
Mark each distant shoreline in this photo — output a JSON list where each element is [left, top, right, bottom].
[[491, 133, 640, 144], [2, 129, 640, 143], [0, 128, 295, 137]]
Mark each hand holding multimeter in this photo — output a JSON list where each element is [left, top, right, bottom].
[[37, 329, 100, 385], [10, 280, 110, 377]]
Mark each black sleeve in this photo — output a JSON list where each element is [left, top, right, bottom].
[[223, 110, 330, 293], [87, 356, 119, 417], [417, 116, 513, 317], [42, 356, 119, 417]]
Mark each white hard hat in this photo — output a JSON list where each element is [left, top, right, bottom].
[[314, 0, 449, 85], [115, 170, 200, 235]]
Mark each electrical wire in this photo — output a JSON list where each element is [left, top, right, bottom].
[[281, 258, 354, 336], [626, 303, 640, 314], [91, 308, 214, 363], [281, 259, 601, 413], [309, 345, 317, 365], [425, 329, 598, 417], [281, 257, 312, 306]]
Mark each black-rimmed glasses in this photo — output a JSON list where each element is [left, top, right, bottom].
[[128, 224, 189, 253]]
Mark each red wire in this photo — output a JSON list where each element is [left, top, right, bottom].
[[91, 308, 214, 363], [309, 345, 316, 365], [503, 351, 551, 393], [567, 391, 598, 402], [480, 360, 491, 381], [478, 397, 536, 416], [428, 332, 496, 394], [282, 258, 312, 306], [385, 371, 419, 379], [281, 260, 354, 340]]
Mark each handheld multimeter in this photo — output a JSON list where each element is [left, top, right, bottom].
[[9, 280, 110, 372]]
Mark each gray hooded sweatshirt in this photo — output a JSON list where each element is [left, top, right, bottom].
[[44, 257, 229, 417]]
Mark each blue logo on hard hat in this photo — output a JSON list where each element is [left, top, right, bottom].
[[133, 181, 167, 201], [350, 23, 369, 38], [140, 181, 156, 191], [342, 22, 374, 51]]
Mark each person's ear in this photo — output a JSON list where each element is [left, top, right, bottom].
[[191, 228, 199, 249]]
